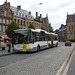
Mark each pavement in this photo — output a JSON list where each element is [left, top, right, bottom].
[[0, 46, 14, 57], [66, 47, 75, 75]]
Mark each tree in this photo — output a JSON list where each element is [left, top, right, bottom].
[[5, 21, 20, 38], [49, 29, 54, 33], [28, 23, 35, 29]]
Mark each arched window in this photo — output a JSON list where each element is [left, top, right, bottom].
[[24, 21, 25, 25], [14, 19, 16, 23], [21, 20, 22, 25], [18, 19, 19, 24]]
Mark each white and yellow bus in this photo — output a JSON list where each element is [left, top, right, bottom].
[[12, 29, 58, 52]]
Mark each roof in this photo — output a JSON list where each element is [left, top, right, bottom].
[[13, 29, 57, 36], [10, 6, 34, 20], [67, 14, 75, 22]]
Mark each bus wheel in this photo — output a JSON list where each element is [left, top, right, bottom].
[[37, 45, 40, 51], [56, 43, 57, 47], [49, 44, 50, 48]]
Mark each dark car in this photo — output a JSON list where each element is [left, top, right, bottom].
[[65, 41, 71, 46]]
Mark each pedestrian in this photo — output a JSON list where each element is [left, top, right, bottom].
[[8, 41, 11, 52]]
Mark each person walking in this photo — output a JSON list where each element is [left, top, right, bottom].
[[8, 41, 11, 52]]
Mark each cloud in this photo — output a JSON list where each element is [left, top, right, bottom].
[[0, 0, 75, 30]]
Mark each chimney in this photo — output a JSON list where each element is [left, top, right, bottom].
[[36, 12, 38, 19], [17, 5, 21, 10], [29, 11, 31, 14], [8, 2, 10, 6], [40, 14, 42, 18]]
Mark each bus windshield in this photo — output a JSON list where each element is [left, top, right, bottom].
[[13, 30, 31, 44]]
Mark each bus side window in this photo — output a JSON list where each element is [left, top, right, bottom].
[[32, 32, 36, 42]]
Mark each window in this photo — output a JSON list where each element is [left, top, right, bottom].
[[40, 31, 45, 41], [16, 12, 18, 15], [21, 20, 22, 25], [69, 26, 70, 31], [22, 14, 24, 17], [14, 19, 16, 23], [26, 15, 27, 18], [3, 26, 5, 32], [10, 20, 11, 24], [6, 19, 9, 24], [72, 26, 73, 31], [24, 21, 25, 25], [18, 19, 19, 24], [27, 22, 29, 26], [3, 19, 5, 23], [5, 10, 7, 16], [19, 13, 21, 16], [0, 18, 1, 23], [0, 25, 1, 31]]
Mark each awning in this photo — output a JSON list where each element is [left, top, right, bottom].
[[2, 35, 12, 40]]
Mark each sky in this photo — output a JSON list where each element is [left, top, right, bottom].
[[0, 0, 75, 30]]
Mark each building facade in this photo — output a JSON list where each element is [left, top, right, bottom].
[[35, 12, 53, 32], [0, 1, 12, 34], [66, 13, 75, 41], [0, 1, 34, 34], [10, 5, 34, 29], [0, 1, 53, 35], [58, 24, 66, 41]]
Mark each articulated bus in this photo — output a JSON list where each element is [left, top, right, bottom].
[[12, 29, 58, 52]]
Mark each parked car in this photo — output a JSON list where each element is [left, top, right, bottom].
[[65, 41, 71, 46]]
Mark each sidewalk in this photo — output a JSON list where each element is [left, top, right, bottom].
[[0, 46, 14, 57], [67, 49, 75, 75]]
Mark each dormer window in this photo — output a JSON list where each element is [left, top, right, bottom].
[[22, 14, 24, 17], [26, 15, 27, 18], [16, 12, 18, 15], [19, 13, 21, 16]]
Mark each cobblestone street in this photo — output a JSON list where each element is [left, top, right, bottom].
[[0, 42, 75, 75]]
